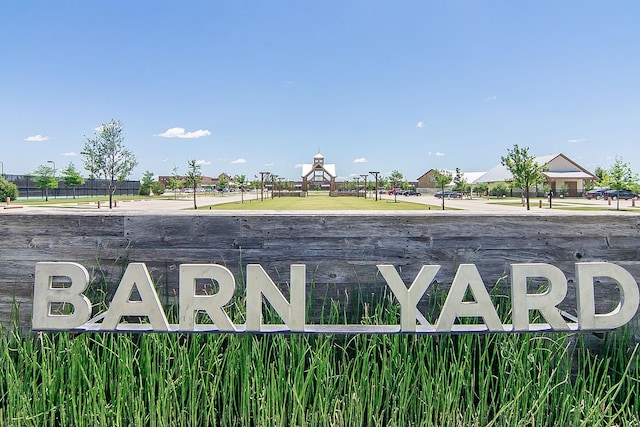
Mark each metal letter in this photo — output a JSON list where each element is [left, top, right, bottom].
[[378, 264, 439, 331], [576, 262, 640, 330], [511, 263, 571, 331], [100, 263, 169, 331], [32, 262, 92, 330], [245, 264, 306, 332], [179, 264, 236, 331], [436, 264, 503, 332]]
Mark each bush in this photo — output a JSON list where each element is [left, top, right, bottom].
[[0, 177, 19, 202], [151, 181, 165, 195], [489, 182, 508, 197], [139, 185, 151, 196]]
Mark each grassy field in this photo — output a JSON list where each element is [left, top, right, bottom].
[[201, 194, 442, 211]]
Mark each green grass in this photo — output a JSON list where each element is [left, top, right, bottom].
[[201, 194, 443, 211]]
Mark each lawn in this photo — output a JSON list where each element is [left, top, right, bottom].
[[201, 194, 443, 210]]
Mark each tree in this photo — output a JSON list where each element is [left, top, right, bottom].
[[33, 164, 58, 201], [184, 160, 202, 209], [83, 119, 138, 209], [61, 162, 85, 199], [608, 157, 638, 210], [433, 169, 453, 210], [501, 144, 547, 210], [151, 181, 165, 196], [234, 174, 247, 203], [167, 166, 183, 199], [218, 175, 228, 194], [593, 165, 611, 187], [139, 170, 155, 196], [453, 167, 467, 193], [0, 176, 19, 202]]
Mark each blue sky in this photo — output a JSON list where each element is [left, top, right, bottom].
[[2, 1, 639, 182]]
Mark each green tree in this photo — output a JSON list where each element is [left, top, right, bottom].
[[167, 166, 183, 199], [453, 167, 467, 193], [433, 169, 453, 210], [0, 176, 19, 202], [593, 165, 611, 187], [389, 170, 404, 190], [33, 164, 58, 201], [218, 175, 228, 193], [151, 181, 165, 196], [490, 182, 509, 197], [608, 157, 638, 210], [473, 182, 488, 197], [501, 144, 547, 210], [234, 174, 247, 203], [83, 119, 138, 209], [184, 160, 202, 209], [61, 162, 85, 199], [139, 170, 154, 196]]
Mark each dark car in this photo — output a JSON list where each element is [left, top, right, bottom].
[[585, 189, 606, 200], [603, 189, 639, 200], [405, 190, 422, 196], [434, 190, 462, 199]]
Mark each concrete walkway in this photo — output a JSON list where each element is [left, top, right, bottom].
[[2, 192, 639, 216]]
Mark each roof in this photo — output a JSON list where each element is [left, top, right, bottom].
[[475, 153, 596, 183], [301, 163, 336, 178]]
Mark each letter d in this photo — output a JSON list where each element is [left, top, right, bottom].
[[576, 262, 640, 330]]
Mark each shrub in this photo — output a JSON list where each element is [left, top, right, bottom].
[[151, 181, 165, 195], [489, 182, 508, 197], [0, 177, 19, 202]]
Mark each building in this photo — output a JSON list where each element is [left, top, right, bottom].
[[301, 153, 336, 192], [475, 153, 596, 197]]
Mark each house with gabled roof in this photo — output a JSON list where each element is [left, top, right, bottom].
[[475, 153, 596, 197]]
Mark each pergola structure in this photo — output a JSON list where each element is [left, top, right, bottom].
[[301, 153, 336, 192]]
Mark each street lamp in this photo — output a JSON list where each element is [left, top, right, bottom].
[[360, 174, 368, 199], [369, 171, 380, 201], [259, 171, 270, 201], [0, 160, 4, 178]]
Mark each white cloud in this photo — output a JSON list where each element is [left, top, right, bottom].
[[63, 152, 78, 157], [157, 127, 212, 139], [428, 151, 445, 157], [353, 157, 368, 163], [195, 159, 211, 166], [25, 134, 49, 142], [294, 164, 303, 169], [416, 121, 424, 128], [231, 158, 247, 164], [486, 95, 497, 101], [265, 162, 275, 167], [568, 138, 587, 143]]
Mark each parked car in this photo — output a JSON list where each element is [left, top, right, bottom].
[[388, 188, 408, 195], [405, 191, 422, 196], [434, 190, 462, 199], [585, 189, 606, 200], [603, 189, 639, 200]]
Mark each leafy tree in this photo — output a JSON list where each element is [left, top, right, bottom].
[[139, 170, 154, 196], [389, 170, 404, 190], [501, 144, 547, 210], [151, 181, 165, 195], [184, 160, 202, 209], [433, 169, 453, 210], [83, 119, 138, 208], [33, 164, 58, 201], [453, 167, 467, 192], [218, 175, 228, 193], [608, 157, 638, 210], [0, 176, 19, 202], [167, 166, 183, 199], [473, 182, 488, 197], [234, 174, 247, 203], [593, 165, 611, 187], [61, 162, 85, 199]]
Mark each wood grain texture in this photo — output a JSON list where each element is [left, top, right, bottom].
[[2, 213, 639, 329]]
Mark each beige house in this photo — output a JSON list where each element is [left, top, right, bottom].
[[475, 153, 596, 197]]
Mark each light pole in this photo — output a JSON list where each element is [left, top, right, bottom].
[[259, 171, 269, 201], [47, 160, 56, 199], [360, 174, 368, 199], [0, 160, 4, 178], [369, 171, 380, 201]]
